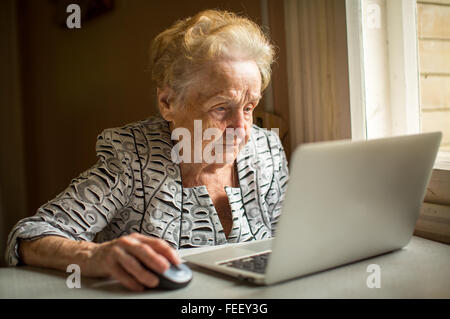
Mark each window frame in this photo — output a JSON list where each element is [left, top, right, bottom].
[[346, 0, 422, 140], [347, 0, 449, 168], [345, 0, 450, 243]]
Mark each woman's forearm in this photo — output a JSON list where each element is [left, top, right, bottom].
[[17, 233, 181, 291], [18, 236, 98, 275]]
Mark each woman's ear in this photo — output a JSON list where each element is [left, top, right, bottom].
[[157, 87, 176, 121]]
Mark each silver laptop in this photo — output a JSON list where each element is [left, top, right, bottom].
[[183, 132, 442, 285]]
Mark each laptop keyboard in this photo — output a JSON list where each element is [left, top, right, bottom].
[[219, 252, 271, 274]]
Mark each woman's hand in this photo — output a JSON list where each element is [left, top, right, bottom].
[[85, 233, 181, 291]]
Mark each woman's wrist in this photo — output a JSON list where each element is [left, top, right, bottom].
[[72, 240, 104, 277], [18, 236, 101, 276]]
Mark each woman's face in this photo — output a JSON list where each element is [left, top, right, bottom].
[[160, 59, 262, 165]]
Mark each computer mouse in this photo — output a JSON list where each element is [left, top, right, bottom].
[[145, 263, 193, 290]]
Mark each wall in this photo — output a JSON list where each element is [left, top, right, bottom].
[[417, 0, 450, 152], [416, 0, 450, 244], [0, 0, 28, 266]]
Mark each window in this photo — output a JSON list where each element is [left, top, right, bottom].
[[346, 0, 450, 243], [347, 0, 449, 167], [347, 0, 421, 139]]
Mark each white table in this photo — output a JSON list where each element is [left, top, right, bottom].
[[0, 236, 449, 299]]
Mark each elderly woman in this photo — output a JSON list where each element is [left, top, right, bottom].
[[6, 9, 288, 291]]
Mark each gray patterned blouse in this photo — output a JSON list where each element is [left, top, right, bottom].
[[5, 116, 288, 266]]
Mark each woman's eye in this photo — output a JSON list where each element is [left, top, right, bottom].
[[244, 105, 254, 113], [211, 106, 228, 118]]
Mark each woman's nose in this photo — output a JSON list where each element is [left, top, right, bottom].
[[228, 109, 246, 129], [226, 109, 246, 145]]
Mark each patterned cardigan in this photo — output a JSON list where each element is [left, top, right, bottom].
[[5, 116, 289, 266]]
